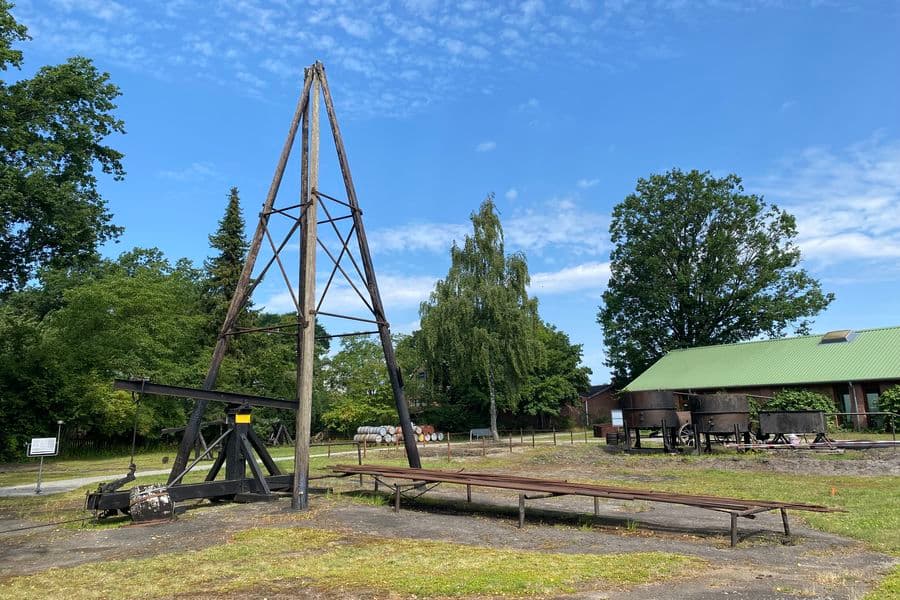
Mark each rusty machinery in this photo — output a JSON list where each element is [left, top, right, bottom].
[[620, 391, 752, 453]]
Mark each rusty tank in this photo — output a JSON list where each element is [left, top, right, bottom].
[[690, 393, 751, 434], [622, 391, 689, 429]]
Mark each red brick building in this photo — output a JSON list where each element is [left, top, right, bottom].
[[563, 384, 619, 426]]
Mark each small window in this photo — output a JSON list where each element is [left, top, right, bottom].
[[865, 391, 880, 412], [820, 330, 856, 344]]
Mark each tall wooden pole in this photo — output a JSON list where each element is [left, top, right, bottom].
[[169, 74, 313, 484], [292, 69, 319, 510]]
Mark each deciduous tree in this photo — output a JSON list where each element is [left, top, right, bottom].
[[321, 336, 397, 437], [598, 169, 833, 385], [519, 323, 592, 427], [0, 3, 125, 293], [419, 196, 539, 440]]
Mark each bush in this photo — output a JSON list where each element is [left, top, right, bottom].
[[766, 389, 834, 413], [881, 386, 900, 416]]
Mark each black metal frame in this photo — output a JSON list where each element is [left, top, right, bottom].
[[85, 380, 296, 512]]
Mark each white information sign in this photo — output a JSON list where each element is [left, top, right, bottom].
[[28, 437, 58, 456], [610, 410, 624, 427]]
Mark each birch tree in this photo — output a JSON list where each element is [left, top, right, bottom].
[[419, 196, 538, 440]]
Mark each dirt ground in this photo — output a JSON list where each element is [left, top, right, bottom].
[[1, 446, 897, 599]]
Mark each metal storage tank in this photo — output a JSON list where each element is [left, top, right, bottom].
[[690, 394, 751, 434], [622, 391, 681, 429]]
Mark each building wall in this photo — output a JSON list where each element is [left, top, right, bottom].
[[564, 388, 620, 425]]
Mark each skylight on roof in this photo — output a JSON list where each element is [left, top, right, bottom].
[[820, 330, 856, 344]]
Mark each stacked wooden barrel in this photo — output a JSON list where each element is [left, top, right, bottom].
[[352, 424, 445, 444]]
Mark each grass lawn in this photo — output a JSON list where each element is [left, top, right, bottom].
[[0, 442, 361, 487], [354, 445, 900, 555], [864, 564, 900, 600], [1, 443, 896, 598], [0, 526, 701, 598], [2, 443, 896, 552]]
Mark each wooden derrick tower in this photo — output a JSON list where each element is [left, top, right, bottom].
[[88, 61, 421, 515]]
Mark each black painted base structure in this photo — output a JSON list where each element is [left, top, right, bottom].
[[86, 380, 298, 516], [86, 474, 295, 513]]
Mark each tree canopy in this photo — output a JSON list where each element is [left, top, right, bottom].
[[419, 196, 539, 439], [518, 322, 592, 427], [0, 2, 125, 293], [597, 169, 833, 385], [0, 249, 207, 458], [321, 336, 397, 437]]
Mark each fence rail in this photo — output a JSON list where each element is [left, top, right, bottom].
[[46, 412, 899, 461]]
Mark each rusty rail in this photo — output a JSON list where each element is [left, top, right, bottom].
[[331, 465, 841, 547]]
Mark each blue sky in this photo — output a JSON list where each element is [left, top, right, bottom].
[[10, 0, 900, 382]]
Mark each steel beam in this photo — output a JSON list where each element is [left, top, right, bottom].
[[113, 379, 297, 411]]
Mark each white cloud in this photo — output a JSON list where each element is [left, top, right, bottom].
[[392, 318, 423, 335], [192, 40, 213, 57], [505, 188, 519, 201], [336, 14, 374, 39], [259, 273, 437, 315], [20, 1, 832, 117], [369, 222, 469, 253], [475, 140, 497, 152], [261, 58, 293, 78], [567, 0, 592, 12], [158, 161, 218, 181], [50, 0, 134, 23], [368, 197, 608, 256], [259, 290, 297, 314], [798, 233, 900, 260], [754, 135, 900, 266], [529, 261, 611, 294], [236, 70, 267, 90], [577, 178, 600, 189], [506, 198, 608, 255], [517, 97, 540, 111]]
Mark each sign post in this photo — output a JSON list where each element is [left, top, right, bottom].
[[611, 409, 624, 428], [28, 437, 59, 495]]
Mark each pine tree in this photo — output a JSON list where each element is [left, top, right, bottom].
[[204, 187, 249, 336]]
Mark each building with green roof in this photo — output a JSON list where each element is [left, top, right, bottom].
[[624, 326, 900, 427]]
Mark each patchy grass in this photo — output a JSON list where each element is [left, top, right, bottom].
[[864, 564, 900, 600], [430, 444, 900, 554], [0, 469, 215, 529], [650, 468, 898, 554], [3, 442, 896, 554], [0, 526, 701, 598]]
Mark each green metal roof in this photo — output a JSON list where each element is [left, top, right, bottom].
[[624, 326, 900, 392]]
